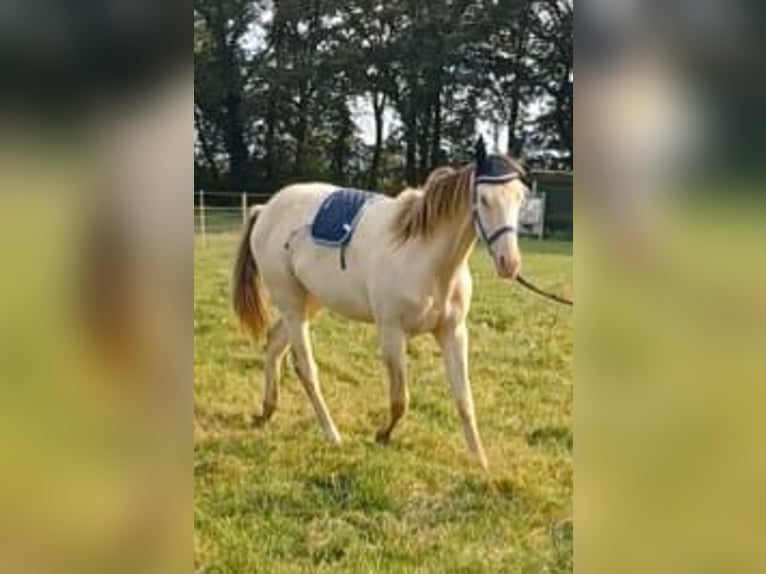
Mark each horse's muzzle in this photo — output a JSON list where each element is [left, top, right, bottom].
[[495, 254, 521, 279]]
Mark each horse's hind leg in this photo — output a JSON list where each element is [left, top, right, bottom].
[[254, 318, 290, 427], [375, 325, 408, 444], [259, 250, 335, 442], [284, 315, 342, 445]]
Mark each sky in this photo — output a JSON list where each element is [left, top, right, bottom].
[[350, 95, 512, 154], [350, 94, 552, 154], [240, 5, 554, 155]]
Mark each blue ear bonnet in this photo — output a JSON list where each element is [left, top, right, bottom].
[[475, 155, 519, 184], [470, 137, 526, 249], [473, 137, 521, 184]]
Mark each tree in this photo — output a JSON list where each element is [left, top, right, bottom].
[[194, 0, 260, 189], [193, 0, 574, 194], [527, 0, 573, 167]]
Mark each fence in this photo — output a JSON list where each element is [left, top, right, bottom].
[[530, 170, 573, 239], [194, 190, 271, 247], [521, 181, 546, 240], [195, 187, 549, 248]]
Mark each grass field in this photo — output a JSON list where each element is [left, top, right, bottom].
[[194, 232, 573, 573]]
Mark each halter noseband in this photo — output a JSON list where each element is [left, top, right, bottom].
[[471, 169, 521, 254]]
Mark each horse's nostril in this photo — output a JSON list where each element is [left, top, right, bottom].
[[499, 255, 506, 268]]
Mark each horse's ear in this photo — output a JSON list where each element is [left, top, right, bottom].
[[508, 137, 525, 160], [474, 136, 487, 169]]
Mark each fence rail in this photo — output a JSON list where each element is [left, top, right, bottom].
[[194, 191, 272, 246], [194, 188, 549, 246]]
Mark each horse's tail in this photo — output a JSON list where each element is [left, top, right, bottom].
[[232, 205, 268, 339]]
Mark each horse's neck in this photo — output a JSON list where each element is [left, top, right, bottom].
[[426, 211, 476, 286]]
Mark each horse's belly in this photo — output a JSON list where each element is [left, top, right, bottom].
[[401, 298, 443, 335], [293, 254, 373, 322], [323, 296, 374, 323], [309, 282, 373, 322]]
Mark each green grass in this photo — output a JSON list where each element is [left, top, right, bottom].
[[194, 234, 573, 573], [195, 207, 246, 235]]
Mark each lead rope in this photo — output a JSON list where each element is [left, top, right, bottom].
[[516, 275, 573, 306]]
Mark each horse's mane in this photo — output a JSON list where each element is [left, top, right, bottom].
[[391, 165, 473, 242]]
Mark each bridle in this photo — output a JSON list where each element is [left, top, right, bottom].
[[470, 167, 574, 307], [470, 168, 522, 257]]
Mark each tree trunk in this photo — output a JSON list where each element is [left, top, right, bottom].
[[368, 92, 385, 189], [332, 138, 345, 181], [418, 102, 431, 181], [194, 105, 220, 183], [556, 70, 573, 161], [265, 12, 286, 188], [507, 92, 521, 152], [507, 0, 531, 153], [294, 0, 322, 177], [430, 87, 442, 168], [294, 92, 309, 175], [222, 93, 250, 189], [404, 99, 418, 186], [332, 105, 350, 182], [211, 4, 249, 190], [265, 94, 277, 183]]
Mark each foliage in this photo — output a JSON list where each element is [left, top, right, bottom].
[[194, 0, 573, 193]]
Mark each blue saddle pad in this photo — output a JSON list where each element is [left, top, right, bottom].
[[310, 188, 377, 246]]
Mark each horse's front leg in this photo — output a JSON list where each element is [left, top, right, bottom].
[[375, 325, 408, 444], [435, 321, 488, 470]]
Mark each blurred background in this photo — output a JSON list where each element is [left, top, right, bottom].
[[578, 0, 766, 572], [0, 1, 189, 573]]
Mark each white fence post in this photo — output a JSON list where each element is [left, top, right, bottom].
[[199, 189, 207, 247], [532, 179, 545, 240], [241, 192, 248, 226]]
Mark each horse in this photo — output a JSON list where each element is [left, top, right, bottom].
[[232, 141, 528, 469]]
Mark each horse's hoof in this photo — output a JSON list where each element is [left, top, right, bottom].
[[327, 433, 342, 446], [253, 404, 276, 428], [374, 430, 391, 444]]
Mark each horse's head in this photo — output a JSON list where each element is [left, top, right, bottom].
[[472, 138, 528, 280]]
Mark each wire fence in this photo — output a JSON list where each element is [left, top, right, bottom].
[[194, 187, 548, 249], [194, 191, 271, 247]]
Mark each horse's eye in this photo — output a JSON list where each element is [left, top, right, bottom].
[[480, 196, 489, 207]]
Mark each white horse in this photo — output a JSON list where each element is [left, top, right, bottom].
[[232, 149, 527, 469]]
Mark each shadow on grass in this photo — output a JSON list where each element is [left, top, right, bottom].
[[526, 425, 573, 452], [426, 474, 532, 523], [551, 517, 574, 572], [306, 464, 395, 513]]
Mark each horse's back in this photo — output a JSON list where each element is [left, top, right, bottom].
[[252, 182, 389, 321], [249, 181, 464, 332], [255, 182, 334, 238]]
